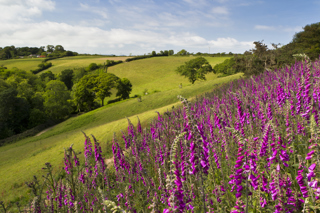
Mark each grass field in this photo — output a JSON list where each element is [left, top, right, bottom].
[[0, 56, 132, 73], [46, 56, 132, 74], [0, 56, 234, 206], [0, 58, 43, 71]]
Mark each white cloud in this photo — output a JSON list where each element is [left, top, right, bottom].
[[0, 20, 253, 54], [208, 37, 254, 49], [211, 6, 229, 15], [255, 25, 302, 33], [254, 25, 276, 30], [0, 0, 55, 21]]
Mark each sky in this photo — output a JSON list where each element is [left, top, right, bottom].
[[0, 0, 319, 55]]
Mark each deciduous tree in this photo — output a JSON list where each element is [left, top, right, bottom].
[[59, 69, 74, 90], [116, 78, 132, 100], [175, 57, 213, 84], [43, 80, 71, 120]]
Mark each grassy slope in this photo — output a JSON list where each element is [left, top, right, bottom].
[[0, 58, 43, 71], [0, 56, 132, 73], [0, 56, 234, 203], [46, 56, 132, 74]]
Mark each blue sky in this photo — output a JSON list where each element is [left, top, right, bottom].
[[0, 0, 319, 55]]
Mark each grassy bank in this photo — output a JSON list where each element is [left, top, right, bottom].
[[0, 72, 241, 205]]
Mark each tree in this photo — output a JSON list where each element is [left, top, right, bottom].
[[168, 50, 174, 55], [0, 88, 30, 138], [176, 57, 213, 84], [152, 51, 156, 56], [46, 45, 54, 52], [116, 78, 132, 100], [213, 58, 237, 76], [72, 75, 97, 111], [54, 45, 65, 53], [288, 22, 320, 60], [59, 69, 74, 90], [94, 73, 120, 106], [40, 71, 55, 82], [43, 80, 71, 120], [88, 63, 99, 71], [177, 49, 188, 55]]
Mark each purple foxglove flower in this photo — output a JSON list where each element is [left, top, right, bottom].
[[235, 192, 242, 198]]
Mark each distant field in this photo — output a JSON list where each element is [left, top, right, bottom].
[[46, 56, 133, 74], [0, 56, 132, 73], [107, 56, 231, 96], [0, 58, 43, 71]]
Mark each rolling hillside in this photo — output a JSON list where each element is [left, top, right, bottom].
[[0, 55, 237, 206]]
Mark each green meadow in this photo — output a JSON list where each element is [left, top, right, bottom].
[[0, 58, 43, 71], [0, 56, 237, 204]]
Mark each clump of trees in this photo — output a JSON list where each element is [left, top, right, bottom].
[[0, 45, 78, 60], [215, 22, 320, 77], [125, 50, 174, 62], [0, 59, 132, 142], [213, 58, 237, 77], [31, 62, 53, 74], [176, 57, 213, 84]]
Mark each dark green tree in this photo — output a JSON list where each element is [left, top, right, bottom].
[[46, 45, 54, 52], [43, 80, 71, 120], [0, 88, 30, 138], [116, 78, 132, 100], [54, 45, 65, 53], [177, 49, 188, 55], [94, 73, 120, 106], [40, 71, 55, 82], [59, 69, 74, 90], [175, 57, 213, 84], [72, 75, 97, 111], [88, 63, 99, 71], [152, 51, 156, 56]]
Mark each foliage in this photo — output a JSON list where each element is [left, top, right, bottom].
[[222, 22, 320, 77], [0, 88, 30, 139], [72, 75, 97, 112], [88, 63, 99, 71], [116, 78, 132, 100], [0, 45, 78, 60], [290, 22, 320, 60], [176, 56, 213, 84], [176, 49, 189, 55], [43, 80, 72, 120], [125, 55, 153, 62], [105, 60, 123, 67], [213, 57, 237, 76], [94, 73, 120, 106], [40, 70, 56, 82], [31, 62, 52, 74], [59, 69, 74, 90], [125, 50, 173, 62]]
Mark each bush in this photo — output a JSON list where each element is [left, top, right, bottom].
[[213, 58, 237, 76], [31, 62, 52, 74]]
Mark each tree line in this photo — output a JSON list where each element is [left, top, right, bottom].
[[0, 45, 78, 60], [0, 61, 132, 142], [214, 22, 320, 77]]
